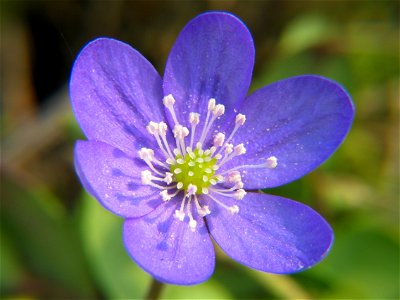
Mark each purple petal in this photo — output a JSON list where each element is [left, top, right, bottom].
[[74, 140, 162, 218], [207, 192, 333, 274], [70, 38, 164, 157], [228, 75, 354, 189], [163, 12, 255, 139], [123, 200, 215, 285]]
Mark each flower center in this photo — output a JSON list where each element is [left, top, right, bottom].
[[138, 94, 278, 232], [171, 148, 218, 193]]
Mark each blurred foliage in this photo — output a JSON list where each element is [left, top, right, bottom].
[[1, 0, 399, 299]]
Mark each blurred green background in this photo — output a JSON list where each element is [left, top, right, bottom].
[[1, 1, 398, 299]]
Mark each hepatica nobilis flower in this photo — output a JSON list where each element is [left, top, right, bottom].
[[71, 12, 354, 285]]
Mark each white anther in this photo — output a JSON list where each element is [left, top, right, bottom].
[[164, 172, 173, 184], [189, 112, 200, 125], [196, 158, 204, 163], [208, 98, 216, 111], [234, 144, 246, 155], [213, 132, 225, 147], [187, 184, 197, 196], [234, 189, 246, 200], [189, 219, 197, 232], [234, 181, 244, 189], [138, 148, 155, 161], [227, 171, 241, 183], [212, 104, 225, 117], [173, 125, 189, 139], [158, 122, 168, 136], [235, 113, 246, 126], [177, 182, 184, 189], [173, 168, 182, 174], [188, 171, 194, 176], [174, 210, 185, 221], [202, 175, 209, 182], [198, 205, 211, 216], [146, 121, 159, 135], [188, 161, 195, 167], [205, 168, 212, 174], [202, 187, 209, 194], [141, 170, 153, 184], [177, 158, 184, 164], [163, 94, 175, 108], [160, 190, 171, 201], [266, 156, 278, 169], [209, 178, 217, 185], [225, 144, 233, 154], [228, 205, 240, 214]]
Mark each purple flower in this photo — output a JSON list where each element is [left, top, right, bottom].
[[70, 12, 354, 285]]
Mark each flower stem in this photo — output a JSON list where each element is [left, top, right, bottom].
[[145, 278, 164, 300]]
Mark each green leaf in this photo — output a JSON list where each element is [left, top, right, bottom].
[[1, 179, 95, 298], [78, 191, 151, 299]]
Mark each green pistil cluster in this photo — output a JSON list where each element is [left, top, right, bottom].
[[171, 148, 218, 193]]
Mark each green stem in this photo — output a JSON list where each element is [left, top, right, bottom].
[[145, 278, 164, 300]]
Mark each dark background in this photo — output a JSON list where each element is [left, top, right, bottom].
[[1, 1, 399, 299]]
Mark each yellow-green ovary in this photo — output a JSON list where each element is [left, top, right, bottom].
[[170, 148, 218, 193]]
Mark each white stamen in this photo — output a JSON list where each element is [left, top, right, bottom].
[[146, 121, 159, 135], [228, 205, 239, 214], [164, 172, 173, 184], [235, 181, 244, 189], [189, 112, 200, 125], [212, 104, 225, 117], [189, 219, 197, 232], [224, 144, 233, 155], [235, 113, 246, 126], [138, 148, 155, 161], [198, 205, 211, 216], [163, 94, 180, 125], [187, 184, 197, 195], [174, 210, 185, 221], [174, 168, 182, 174], [220, 155, 279, 174], [234, 144, 246, 155], [160, 190, 171, 201], [158, 122, 168, 136], [163, 94, 175, 107], [177, 182, 183, 189], [266, 156, 278, 168], [141, 170, 153, 184], [227, 171, 241, 183], [189, 112, 200, 148], [208, 98, 216, 111], [234, 189, 246, 200], [213, 132, 225, 147]]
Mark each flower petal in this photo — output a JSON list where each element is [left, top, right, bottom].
[[229, 75, 354, 189], [207, 192, 333, 274], [123, 200, 215, 285], [74, 140, 162, 218], [163, 12, 255, 136], [70, 38, 164, 157]]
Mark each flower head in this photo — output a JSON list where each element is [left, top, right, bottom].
[[71, 12, 354, 285]]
